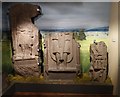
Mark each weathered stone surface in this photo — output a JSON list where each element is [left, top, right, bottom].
[[9, 4, 42, 77], [89, 41, 108, 82], [44, 32, 81, 79]]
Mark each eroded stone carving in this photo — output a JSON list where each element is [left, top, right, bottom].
[[9, 4, 42, 77], [44, 32, 81, 79], [89, 41, 108, 82]]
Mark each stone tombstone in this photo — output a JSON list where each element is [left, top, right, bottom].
[[89, 41, 108, 82], [44, 32, 81, 79], [9, 4, 42, 77]]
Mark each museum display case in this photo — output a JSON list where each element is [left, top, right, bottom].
[[1, 2, 119, 97]]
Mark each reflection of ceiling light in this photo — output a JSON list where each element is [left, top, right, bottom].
[[37, 8, 40, 12]]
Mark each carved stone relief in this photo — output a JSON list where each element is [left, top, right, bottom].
[[44, 32, 81, 79], [9, 4, 42, 77], [89, 41, 108, 82]]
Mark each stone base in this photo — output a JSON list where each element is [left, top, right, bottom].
[[14, 59, 40, 77], [45, 71, 77, 80]]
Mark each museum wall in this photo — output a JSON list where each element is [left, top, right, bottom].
[[108, 2, 118, 95], [118, 2, 120, 97]]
